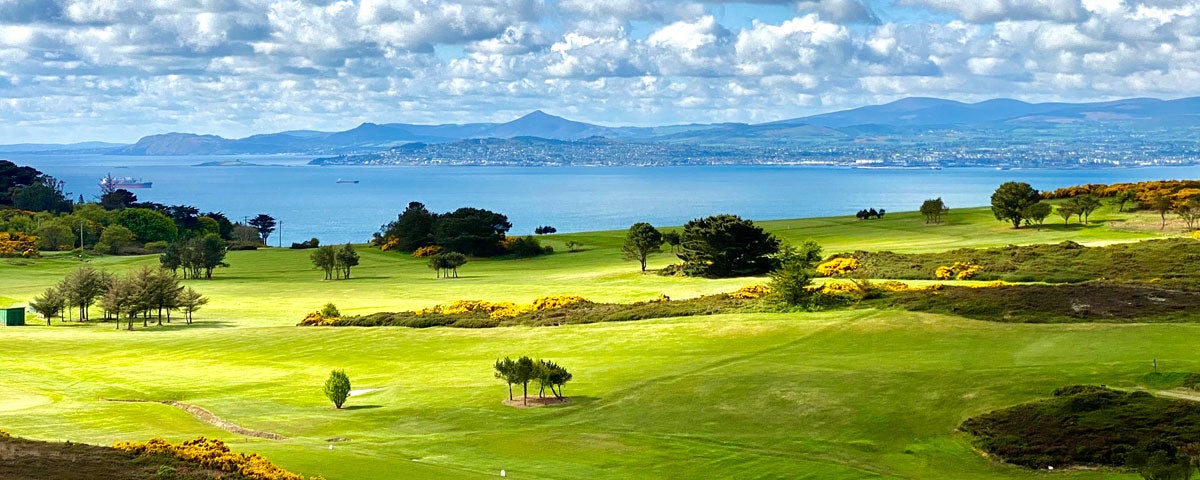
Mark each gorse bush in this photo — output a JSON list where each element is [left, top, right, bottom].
[[730, 284, 771, 299], [816, 257, 859, 277], [114, 437, 321, 480], [934, 261, 983, 280], [411, 245, 442, 258], [0, 232, 39, 257]]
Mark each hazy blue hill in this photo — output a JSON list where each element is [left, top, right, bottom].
[[477, 110, 614, 140], [109, 133, 237, 155], [772, 97, 1060, 128], [0, 141, 126, 153], [391, 122, 496, 139], [49, 96, 1200, 156], [321, 122, 453, 146]]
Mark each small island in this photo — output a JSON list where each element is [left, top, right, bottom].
[[194, 159, 261, 167]]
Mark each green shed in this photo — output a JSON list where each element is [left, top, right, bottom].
[[2, 307, 25, 326]]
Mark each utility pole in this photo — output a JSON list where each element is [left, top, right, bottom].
[[278, 220, 283, 248]]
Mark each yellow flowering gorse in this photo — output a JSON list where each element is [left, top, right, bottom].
[[730, 284, 771, 299], [114, 437, 322, 480], [416, 296, 590, 319], [934, 261, 983, 280], [816, 257, 860, 277]]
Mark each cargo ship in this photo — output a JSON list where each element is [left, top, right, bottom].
[[336, 179, 359, 184], [100, 174, 153, 189]]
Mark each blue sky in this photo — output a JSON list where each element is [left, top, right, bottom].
[[1, 0, 1199, 143]]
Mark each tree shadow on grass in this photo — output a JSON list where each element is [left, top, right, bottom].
[[340, 405, 383, 410]]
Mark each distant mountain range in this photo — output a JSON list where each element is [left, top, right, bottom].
[[5, 97, 1199, 159]]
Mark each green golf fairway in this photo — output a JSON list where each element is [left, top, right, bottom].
[[0, 206, 1188, 479]]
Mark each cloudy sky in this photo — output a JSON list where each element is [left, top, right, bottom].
[[2, 0, 1199, 143]]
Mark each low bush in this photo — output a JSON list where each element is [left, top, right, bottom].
[[327, 295, 752, 328], [290, 238, 319, 249], [227, 241, 261, 251], [961, 386, 1200, 470]]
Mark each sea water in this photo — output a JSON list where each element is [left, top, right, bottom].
[[10, 153, 1200, 245]]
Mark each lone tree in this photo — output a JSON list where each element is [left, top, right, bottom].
[[678, 214, 780, 278], [324, 369, 351, 409], [494, 357, 519, 400], [990, 182, 1042, 229], [621, 222, 664, 272], [919, 198, 947, 224], [248, 214, 277, 243]]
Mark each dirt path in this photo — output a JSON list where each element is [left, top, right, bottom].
[[101, 399, 285, 440], [1152, 389, 1200, 402]]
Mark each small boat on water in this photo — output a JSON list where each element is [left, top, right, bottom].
[[100, 174, 152, 189], [336, 179, 360, 184]]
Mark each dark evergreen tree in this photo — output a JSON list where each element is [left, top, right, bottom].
[[678, 214, 781, 278]]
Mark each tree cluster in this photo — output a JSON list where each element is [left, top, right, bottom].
[[676, 214, 781, 278], [919, 198, 948, 224], [854, 208, 885, 220], [374, 202, 513, 257], [494, 356, 573, 405], [533, 225, 557, 234], [1, 162, 267, 255], [28, 266, 207, 328], [428, 251, 468, 278], [160, 234, 230, 279], [991, 182, 1046, 229], [310, 244, 361, 280], [2, 160, 72, 213]]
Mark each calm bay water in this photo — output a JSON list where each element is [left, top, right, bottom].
[[11, 153, 1200, 245]]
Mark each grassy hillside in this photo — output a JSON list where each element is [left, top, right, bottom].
[[0, 205, 1192, 479]]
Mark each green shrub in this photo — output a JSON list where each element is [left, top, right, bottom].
[[324, 369, 351, 409], [320, 303, 340, 318]]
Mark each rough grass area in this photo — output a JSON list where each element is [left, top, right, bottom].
[[0, 434, 227, 480], [845, 238, 1200, 288], [883, 283, 1200, 323], [960, 385, 1200, 469], [333, 295, 755, 328]]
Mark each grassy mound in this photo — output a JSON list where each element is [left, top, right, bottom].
[[883, 283, 1200, 323], [845, 238, 1200, 288], [960, 386, 1200, 469], [332, 294, 755, 328]]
